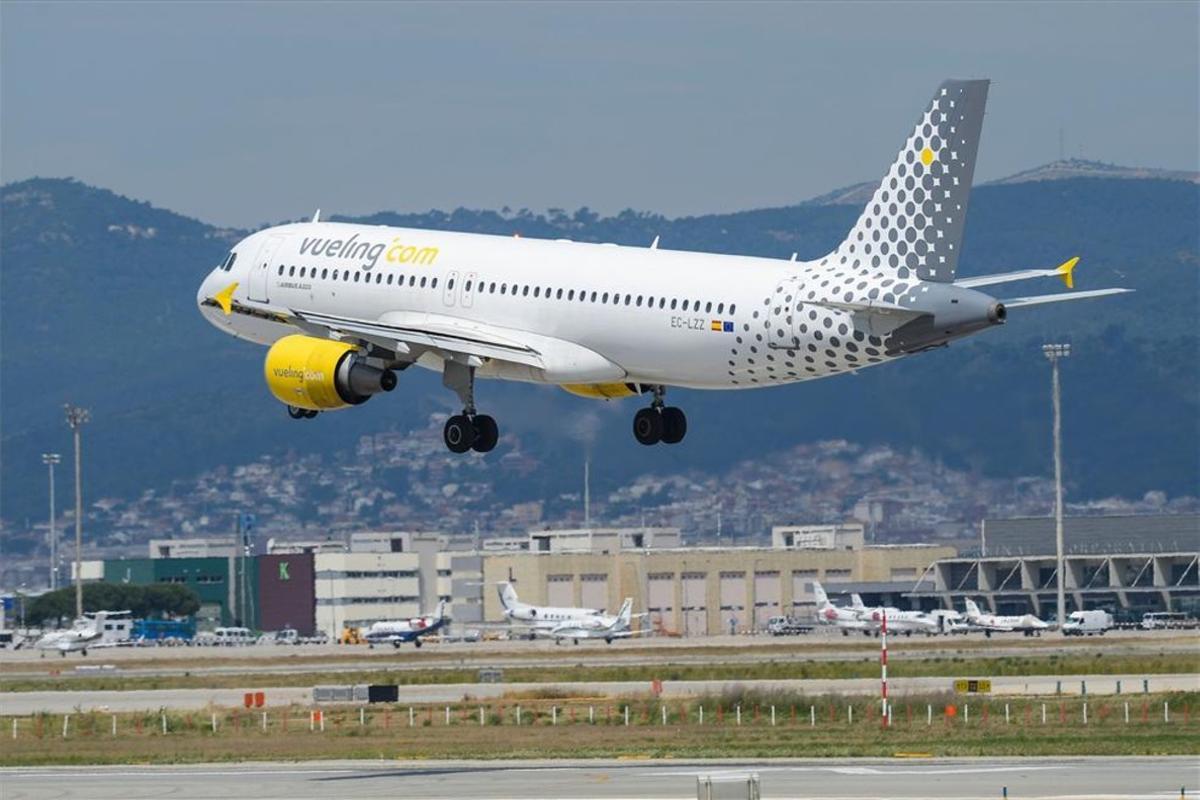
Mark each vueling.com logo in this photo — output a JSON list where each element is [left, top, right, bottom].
[[297, 234, 439, 270]]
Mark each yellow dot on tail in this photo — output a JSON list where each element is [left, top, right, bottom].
[[920, 147, 934, 166]]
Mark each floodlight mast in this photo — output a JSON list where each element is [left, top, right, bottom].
[[1042, 344, 1071, 633], [64, 404, 90, 619]]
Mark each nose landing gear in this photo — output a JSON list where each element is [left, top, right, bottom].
[[632, 386, 687, 446]]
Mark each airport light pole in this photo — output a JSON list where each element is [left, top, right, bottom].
[[42, 453, 61, 590], [1042, 344, 1070, 633], [64, 404, 90, 619]]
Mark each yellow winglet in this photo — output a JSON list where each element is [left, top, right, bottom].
[[1056, 257, 1079, 289], [214, 282, 238, 315]]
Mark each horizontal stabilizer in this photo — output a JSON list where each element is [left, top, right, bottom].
[[1002, 287, 1132, 308], [956, 257, 1079, 289]]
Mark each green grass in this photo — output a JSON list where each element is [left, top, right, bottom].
[[2, 691, 1195, 765], [2, 651, 1194, 693]]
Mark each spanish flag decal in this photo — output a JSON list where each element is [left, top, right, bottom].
[[710, 320, 723, 331]]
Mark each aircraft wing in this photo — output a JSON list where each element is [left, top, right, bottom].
[[291, 308, 546, 370]]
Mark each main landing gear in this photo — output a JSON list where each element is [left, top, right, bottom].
[[442, 361, 499, 454], [287, 406, 319, 419], [633, 386, 687, 446]]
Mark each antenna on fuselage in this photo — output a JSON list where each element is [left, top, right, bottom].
[[650, 235, 660, 250], [312, 209, 321, 223]]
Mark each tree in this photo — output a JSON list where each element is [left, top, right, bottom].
[[24, 582, 201, 627]]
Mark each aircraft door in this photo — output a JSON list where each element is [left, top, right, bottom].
[[248, 234, 285, 303], [443, 270, 460, 307], [461, 271, 478, 309]]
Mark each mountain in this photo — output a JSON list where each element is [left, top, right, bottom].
[[1, 171, 1197, 536]]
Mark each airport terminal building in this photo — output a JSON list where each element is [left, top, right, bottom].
[[915, 514, 1199, 620]]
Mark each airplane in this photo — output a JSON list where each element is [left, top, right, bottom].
[[34, 611, 125, 657], [848, 594, 940, 636], [543, 598, 647, 645], [811, 581, 870, 636], [198, 79, 1130, 454], [496, 581, 604, 637], [363, 600, 449, 648], [963, 598, 1049, 637]]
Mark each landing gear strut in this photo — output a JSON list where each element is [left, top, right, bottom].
[[633, 386, 686, 446], [442, 361, 498, 454]]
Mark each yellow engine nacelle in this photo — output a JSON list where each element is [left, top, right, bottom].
[[264, 335, 396, 411], [559, 383, 644, 400]]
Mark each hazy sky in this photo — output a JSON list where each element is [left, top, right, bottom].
[[3, 1, 1197, 228]]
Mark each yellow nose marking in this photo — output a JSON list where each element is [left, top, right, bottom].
[[214, 282, 238, 315]]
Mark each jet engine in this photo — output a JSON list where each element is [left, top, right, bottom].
[[264, 334, 396, 411]]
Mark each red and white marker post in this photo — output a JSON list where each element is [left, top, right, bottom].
[[881, 610, 889, 726]]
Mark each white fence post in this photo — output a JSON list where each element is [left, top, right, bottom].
[[309, 711, 315, 732], [1124, 702, 1130, 724], [11, 718, 16, 739], [1083, 703, 1088, 726], [736, 706, 742, 726], [770, 706, 776, 727], [964, 705, 969, 724], [445, 706, 450, 726], [161, 713, 167, 735], [810, 705, 815, 727], [62, 715, 69, 738], [112, 715, 117, 736], [624, 706, 629, 726], [927, 704, 932, 726], [1005, 703, 1010, 725], [589, 706, 595, 724], [262, 712, 268, 731], [359, 708, 364, 727], [320, 711, 325, 732], [409, 707, 415, 727], [480, 707, 485, 726], [699, 706, 704, 725], [1164, 702, 1170, 723], [661, 706, 667, 726], [516, 706, 521, 726], [552, 706, 557, 726], [847, 706, 852, 725], [1042, 704, 1047, 725], [212, 713, 218, 733]]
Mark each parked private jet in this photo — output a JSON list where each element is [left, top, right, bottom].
[[812, 582, 870, 635], [545, 598, 646, 645], [849, 595, 939, 636], [197, 79, 1129, 453], [963, 598, 1049, 637], [497, 582, 604, 637], [35, 611, 128, 657], [363, 601, 449, 648]]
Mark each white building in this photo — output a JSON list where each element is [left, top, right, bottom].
[[771, 523, 865, 551], [314, 552, 421, 637], [148, 538, 236, 559], [528, 527, 681, 554]]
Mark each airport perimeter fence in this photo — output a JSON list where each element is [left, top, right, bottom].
[[7, 694, 1199, 740]]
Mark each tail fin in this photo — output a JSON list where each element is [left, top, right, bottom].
[[498, 582, 519, 611], [434, 600, 448, 620], [850, 593, 866, 610], [826, 79, 989, 284], [812, 581, 829, 606], [616, 598, 633, 627], [964, 598, 981, 617]]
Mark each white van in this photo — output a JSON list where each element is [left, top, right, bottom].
[[1062, 610, 1112, 636], [212, 627, 255, 646]]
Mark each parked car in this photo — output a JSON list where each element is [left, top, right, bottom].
[[766, 615, 812, 636]]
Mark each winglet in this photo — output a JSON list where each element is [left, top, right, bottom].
[[214, 282, 238, 316], [1056, 256, 1079, 289]]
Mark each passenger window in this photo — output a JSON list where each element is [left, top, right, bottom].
[[431, 277, 438, 288], [489, 282, 496, 293], [278, 265, 284, 276], [556, 288, 563, 300], [682, 300, 689, 311], [465, 280, 472, 292], [522, 286, 529, 297], [387, 274, 394, 285], [717, 303, 724, 314], [730, 303, 737, 314], [671, 299, 677, 310], [420, 277, 427, 287], [705, 302, 713, 313], [590, 291, 597, 302], [409, 275, 416, 286], [332, 270, 339, 280], [321, 268, 328, 279], [448, 278, 456, 290], [636, 296, 643, 307], [659, 298, 666, 309], [533, 287, 540, 298], [624, 294, 632, 305], [354, 272, 361, 282], [602, 292, 609, 303], [288, 266, 296, 277]]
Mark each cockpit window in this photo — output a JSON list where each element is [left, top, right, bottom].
[[217, 252, 237, 272]]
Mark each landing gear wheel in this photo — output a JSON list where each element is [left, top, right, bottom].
[[414, 639, 422, 648], [633, 408, 663, 445], [471, 415, 499, 453], [660, 407, 687, 444], [443, 415, 477, 453], [287, 406, 308, 419]]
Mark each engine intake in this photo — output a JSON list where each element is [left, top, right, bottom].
[[264, 334, 396, 411]]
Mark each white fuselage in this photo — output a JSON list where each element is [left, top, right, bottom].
[[197, 222, 907, 391]]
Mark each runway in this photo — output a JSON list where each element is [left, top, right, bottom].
[[1, 757, 1195, 799], [3, 673, 1195, 714]]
